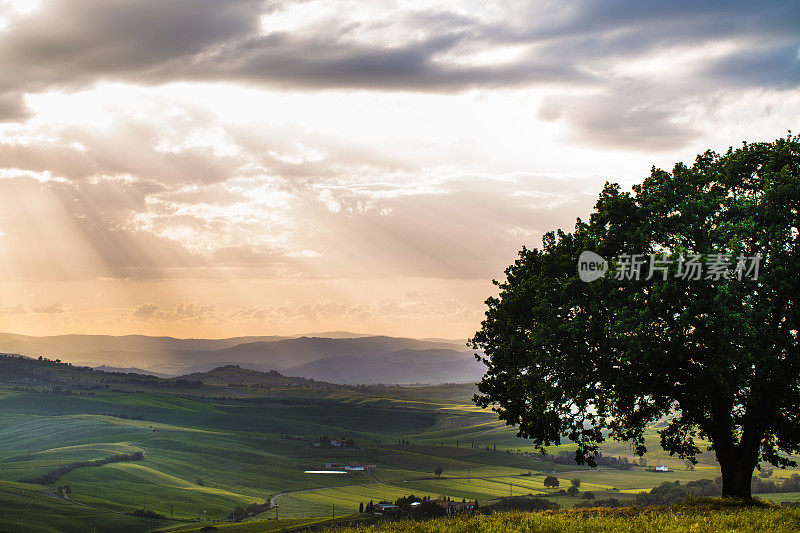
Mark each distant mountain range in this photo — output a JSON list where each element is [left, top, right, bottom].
[[0, 332, 481, 385]]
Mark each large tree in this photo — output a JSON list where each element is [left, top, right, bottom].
[[471, 136, 800, 498]]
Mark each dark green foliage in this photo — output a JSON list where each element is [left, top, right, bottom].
[[636, 481, 688, 506], [127, 509, 166, 519], [636, 479, 723, 505], [543, 475, 559, 488], [472, 136, 800, 499], [686, 478, 723, 496], [487, 496, 560, 512], [411, 500, 447, 519], [574, 497, 628, 508], [752, 473, 800, 493], [227, 501, 270, 521]]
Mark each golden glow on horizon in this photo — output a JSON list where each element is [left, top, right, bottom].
[[1, 1, 797, 339]]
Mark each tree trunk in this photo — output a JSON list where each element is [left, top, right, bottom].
[[718, 452, 756, 498], [710, 397, 764, 499]]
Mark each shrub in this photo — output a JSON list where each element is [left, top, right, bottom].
[[487, 496, 560, 512]]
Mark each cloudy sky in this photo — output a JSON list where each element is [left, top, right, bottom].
[[0, 0, 798, 339]]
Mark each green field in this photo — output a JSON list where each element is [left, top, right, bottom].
[[1, 359, 799, 532]]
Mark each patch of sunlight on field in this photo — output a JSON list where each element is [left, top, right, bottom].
[[373, 446, 524, 478], [166, 517, 336, 533], [39, 442, 142, 456], [103, 462, 255, 499], [394, 476, 530, 502], [0, 416, 149, 452], [275, 484, 414, 518], [0, 479, 169, 533], [758, 492, 800, 503], [80, 414, 223, 434]]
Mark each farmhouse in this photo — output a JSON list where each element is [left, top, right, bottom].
[[346, 461, 376, 470], [372, 503, 399, 514]]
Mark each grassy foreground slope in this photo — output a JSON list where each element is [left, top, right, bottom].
[[330, 504, 800, 533]]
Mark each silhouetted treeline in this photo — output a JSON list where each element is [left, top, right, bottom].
[[528, 450, 633, 470], [127, 509, 166, 519], [487, 496, 560, 511], [752, 473, 800, 494]]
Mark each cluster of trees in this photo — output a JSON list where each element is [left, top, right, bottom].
[[632, 475, 800, 502], [487, 496, 559, 512], [168, 379, 203, 388], [109, 377, 158, 385], [361, 496, 444, 518], [574, 497, 628, 509], [634, 480, 722, 506], [576, 475, 800, 509], [590, 454, 634, 470], [127, 509, 166, 520], [572, 479, 721, 509], [752, 473, 800, 494], [567, 479, 581, 496], [544, 477, 583, 496], [533, 451, 633, 470], [18, 452, 144, 485], [227, 501, 271, 521], [360, 495, 479, 519]]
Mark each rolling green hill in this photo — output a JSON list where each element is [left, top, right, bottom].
[[0, 354, 798, 532]]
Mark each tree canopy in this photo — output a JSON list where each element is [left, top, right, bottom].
[[471, 136, 800, 498]]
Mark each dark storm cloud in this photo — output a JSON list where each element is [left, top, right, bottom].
[[173, 30, 589, 91], [0, 0, 795, 150], [0, 0, 795, 93], [0, 0, 261, 91], [707, 43, 800, 89]]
